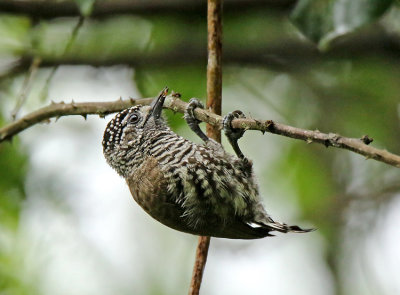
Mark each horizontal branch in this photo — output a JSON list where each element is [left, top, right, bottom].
[[0, 98, 152, 142], [1, 95, 399, 168], [165, 96, 400, 168]]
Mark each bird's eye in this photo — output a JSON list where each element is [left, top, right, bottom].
[[127, 113, 140, 124]]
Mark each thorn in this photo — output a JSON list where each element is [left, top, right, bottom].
[[98, 113, 105, 119], [265, 120, 274, 130], [50, 100, 56, 105], [71, 100, 77, 108], [306, 138, 313, 144], [254, 119, 263, 129], [81, 114, 87, 120], [119, 96, 123, 101], [328, 133, 340, 142], [361, 135, 373, 145], [55, 116, 61, 122], [172, 91, 181, 98]]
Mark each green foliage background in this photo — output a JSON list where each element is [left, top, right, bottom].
[[1, 0, 400, 294]]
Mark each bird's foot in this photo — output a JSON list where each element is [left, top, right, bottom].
[[223, 110, 247, 159], [184, 98, 209, 142], [223, 110, 246, 141]]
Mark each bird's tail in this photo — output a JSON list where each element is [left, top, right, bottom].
[[261, 219, 315, 233]]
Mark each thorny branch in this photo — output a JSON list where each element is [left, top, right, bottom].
[[1, 95, 400, 169], [0, 98, 151, 142]]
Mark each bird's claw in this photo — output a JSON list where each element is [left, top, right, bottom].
[[223, 110, 246, 142], [185, 98, 204, 124], [184, 98, 208, 142]]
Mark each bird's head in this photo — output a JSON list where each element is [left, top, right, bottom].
[[102, 87, 169, 175]]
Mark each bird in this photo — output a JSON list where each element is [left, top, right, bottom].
[[102, 88, 313, 239]]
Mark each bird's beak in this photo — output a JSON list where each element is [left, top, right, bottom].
[[149, 87, 169, 120]]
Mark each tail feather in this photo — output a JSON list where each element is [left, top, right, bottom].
[[259, 219, 315, 233], [211, 218, 314, 239]]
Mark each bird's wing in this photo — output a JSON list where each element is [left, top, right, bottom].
[[126, 156, 195, 233]]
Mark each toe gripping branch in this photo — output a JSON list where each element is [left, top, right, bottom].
[[184, 98, 209, 143], [223, 110, 246, 159], [184, 101, 248, 161]]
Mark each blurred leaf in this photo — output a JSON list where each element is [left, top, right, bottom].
[[275, 143, 339, 237], [135, 65, 206, 99], [300, 58, 400, 152], [0, 140, 27, 228], [224, 9, 294, 49], [291, 0, 394, 50], [0, 15, 31, 54], [0, 113, 32, 294]]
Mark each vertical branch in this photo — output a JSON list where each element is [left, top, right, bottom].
[[206, 0, 223, 142], [188, 236, 211, 295], [188, 1, 223, 295]]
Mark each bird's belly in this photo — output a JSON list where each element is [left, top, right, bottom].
[[128, 182, 196, 234]]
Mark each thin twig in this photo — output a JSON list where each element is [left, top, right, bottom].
[[188, 0, 223, 294], [40, 16, 85, 101], [1, 96, 399, 168], [11, 57, 42, 120]]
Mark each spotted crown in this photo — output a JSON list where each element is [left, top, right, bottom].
[[102, 106, 141, 154]]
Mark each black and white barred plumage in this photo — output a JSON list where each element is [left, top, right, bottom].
[[103, 89, 312, 239]]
